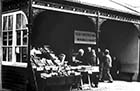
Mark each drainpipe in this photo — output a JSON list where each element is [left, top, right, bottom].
[[0, 0, 2, 90]]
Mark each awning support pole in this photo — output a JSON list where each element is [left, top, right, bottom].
[[90, 11, 106, 65], [0, 0, 2, 90], [27, 0, 38, 91], [96, 11, 100, 51], [95, 11, 100, 65]]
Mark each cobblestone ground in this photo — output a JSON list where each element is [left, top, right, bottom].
[[72, 80, 140, 91]]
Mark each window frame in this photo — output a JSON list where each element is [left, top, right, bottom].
[[2, 11, 28, 68]]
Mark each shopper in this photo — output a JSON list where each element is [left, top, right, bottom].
[[83, 47, 92, 65], [89, 49, 99, 87], [96, 48, 105, 81], [102, 49, 113, 83], [89, 49, 97, 66]]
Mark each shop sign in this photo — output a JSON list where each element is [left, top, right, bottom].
[[74, 30, 96, 44]]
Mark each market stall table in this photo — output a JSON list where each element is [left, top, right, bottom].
[[34, 68, 81, 91], [77, 66, 99, 89]]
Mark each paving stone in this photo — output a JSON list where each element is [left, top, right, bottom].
[[71, 80, 140, 91]]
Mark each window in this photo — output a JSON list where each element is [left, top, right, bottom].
[[16, 13, 28, 63], [2, 15, 13, 62], [2, 11, 28, 67]]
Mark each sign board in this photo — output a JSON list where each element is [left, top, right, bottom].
[[74, 30, 96, 44]]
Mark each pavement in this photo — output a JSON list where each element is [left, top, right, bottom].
[[72, 80, 140, 91], [1, 80, 140, 91], [0, 89, 11, 91]]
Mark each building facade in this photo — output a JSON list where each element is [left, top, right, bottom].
[[1, 0, 140, 90]]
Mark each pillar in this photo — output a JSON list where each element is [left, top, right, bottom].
[[139, 24, 140, 81], [26, 0, 38, 91], [134, 24, 140, 81], [89, 12, 106, 50], [0, 0, 2, 89], [89, 12, 106, 66], [136, 24, 140, 81]]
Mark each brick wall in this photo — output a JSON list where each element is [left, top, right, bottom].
[[2, 66, 27, 91]]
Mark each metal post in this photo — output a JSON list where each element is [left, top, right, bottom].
[[96, 11, 100, 65], [139, 25, 140, 81], [96, 11, 100, 49], [0, 0, 2, 90], [27, 0, 38, 91]]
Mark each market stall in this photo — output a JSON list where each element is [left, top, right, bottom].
[[30, 45, 82, 91], [30, 44, 100, 91]]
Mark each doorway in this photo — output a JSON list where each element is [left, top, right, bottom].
[[99, 20, 139, 81]]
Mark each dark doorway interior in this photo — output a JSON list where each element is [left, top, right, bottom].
[[31, 10, 95, 61], [100, 20, 139, 81]]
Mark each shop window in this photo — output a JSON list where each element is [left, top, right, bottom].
[[2, 47, 12, 62], [2, 11, 28, 67], [2, 15, 13, 62], [16, 13, 28, 63], [16, 47, 28, 63]]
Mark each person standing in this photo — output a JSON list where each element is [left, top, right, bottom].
[[90, 49, 97, 66], [83, 47, 93, 65], [96, 48, 104, 81], [102, 49, 113, 83], [73, 49, 85, 65], [78, 47, 92, 85], [89, 49, 99, 87]]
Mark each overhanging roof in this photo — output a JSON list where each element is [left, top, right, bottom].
[[64, 0, 140, 16], [2, 0, 140, 16]]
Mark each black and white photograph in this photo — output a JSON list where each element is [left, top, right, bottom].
[[0, 0, 140, 91]]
